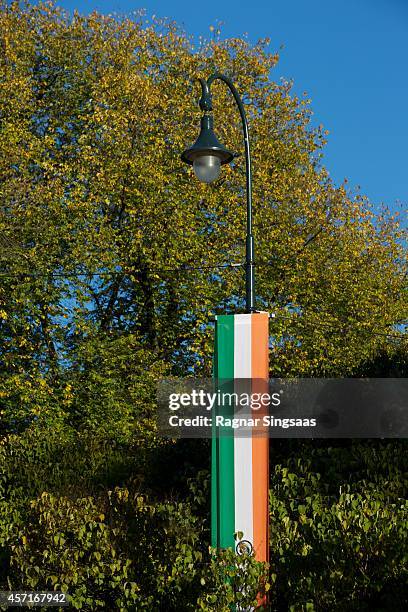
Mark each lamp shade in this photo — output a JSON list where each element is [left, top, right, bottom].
[[181, 115, 234, 166]]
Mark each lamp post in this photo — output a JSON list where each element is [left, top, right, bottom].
[[182, 78, 270, 599], [181, 74, 256, 313]]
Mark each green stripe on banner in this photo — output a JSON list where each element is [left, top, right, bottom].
[[211, 323, 219, 548], [214, 315, 235, 550]]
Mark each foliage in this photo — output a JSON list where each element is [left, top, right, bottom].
[[5, 483, 267, 610], [268, 442, 408, 610], [0, 1, 405, 384], [0, 1, 406, 610]]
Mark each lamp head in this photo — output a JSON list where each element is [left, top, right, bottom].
[[181, 115, 234, 183]]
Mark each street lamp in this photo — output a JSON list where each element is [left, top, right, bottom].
[[181, 74, 256, 313]]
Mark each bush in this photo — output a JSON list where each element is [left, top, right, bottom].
[[268, 444, 408, 610], [5, 485, 267, 610]]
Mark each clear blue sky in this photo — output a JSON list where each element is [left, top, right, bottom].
[[48, 0, 408, 212]]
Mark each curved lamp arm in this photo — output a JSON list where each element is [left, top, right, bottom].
[[198, 74, 255, 313]]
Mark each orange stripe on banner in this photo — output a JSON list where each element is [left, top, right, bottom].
[[251, 312, 269, 564]]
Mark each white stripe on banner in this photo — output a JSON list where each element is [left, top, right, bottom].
[[233, 314, 253, 549]]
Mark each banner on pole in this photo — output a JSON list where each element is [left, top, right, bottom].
[[212, 312, 269, 564]]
